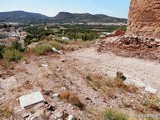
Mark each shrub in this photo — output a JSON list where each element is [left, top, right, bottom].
[[55, 37, 69, 45], [0, 45, 5, 58], [9, 41, 24, 52], [86, 74, 110, 91], [33, 43, 52, 55], [102, 108, 128, 120], [3, 48, 22, 62], [49, 41, 62, 50]]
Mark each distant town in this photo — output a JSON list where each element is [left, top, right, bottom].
[[0, 21, 126, 47]]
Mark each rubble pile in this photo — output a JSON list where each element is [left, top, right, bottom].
[[97, 36, 160, 61]]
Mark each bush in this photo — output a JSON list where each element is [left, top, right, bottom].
[[9, 41, 24, 52], [49, 41, 62, 50], [55, 38, 69, 45], [102, 108, 128, 120], [33, 43, 53, 55], [3, 48, 22, 62], [0, 45, 5, 58]]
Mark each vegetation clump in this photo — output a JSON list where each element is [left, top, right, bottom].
[[102, 108, 128, 120], [59, 91, 85, 109], [141, 95, 160, 111], [86, 73, 138, 93], [0, 108, 12, 119], [33, 43, 53, 55], [2, 48, 22, 62], [49, 41, 62, 50], [0, 41, 24, 62]]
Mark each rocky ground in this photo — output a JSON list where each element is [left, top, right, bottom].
[[0, 41, 160, 120]]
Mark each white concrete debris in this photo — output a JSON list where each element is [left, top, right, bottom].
[[52, 47, 62, 54], [155, 38, 160, 43], [123, 74, 146, 87], [67, 115, 75, 120], [53, 93, 59, 97], [54, 111, 63, 119], [41, 64, 48, 67], [19, 91, 45, 109], [27, 114, 38, 120], [145, 86, 157, 94], [0, 76, 17, 90], [62, 37, 69, 41]]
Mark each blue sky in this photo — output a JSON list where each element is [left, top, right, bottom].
[[0, 0, 130, 18]]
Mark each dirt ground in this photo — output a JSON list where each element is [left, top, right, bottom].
[[0, 43, 160, 119], [66, 47, 160, 95]]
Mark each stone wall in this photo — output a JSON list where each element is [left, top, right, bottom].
[[126, 0, 160, 38]]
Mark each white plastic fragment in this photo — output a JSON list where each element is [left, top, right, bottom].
[[145, 86, 157, 94], [19, 91, 44, 109]]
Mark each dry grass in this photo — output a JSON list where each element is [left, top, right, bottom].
[[0, 107, 13, 119], [9, 85, 24, 94], [103, 88, 116, 100], [39, 110, 51, 120], [59, 91, 85, 109], [15, 67, 27, 73], [87, 73, 103, 80], [86, 106, 129, 120], [85, 106, 102, 120], [123, 99, 133, 108], [62, 40, 94, 52], [102, 108, 128, 120], [23, 50, 35, 56], [86, 73, 138, 93], [35, 80, 44, 90], [141, 94, 160, 112], [0, 59, 4, 66], [114, 79, 138, 93], [65, 64, 87, 78], [22, 80, 33, 90], [1, 61, 11, 69]]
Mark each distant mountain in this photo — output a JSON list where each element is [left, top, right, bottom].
[[0, 11, 127, 24], [53, 12, 127, 23], [0, 11, 50, 23]]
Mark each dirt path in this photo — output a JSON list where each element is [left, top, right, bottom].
[[65, 47, 160, 95]]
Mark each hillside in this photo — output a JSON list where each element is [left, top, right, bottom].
[[53, 12, 127, 23], [0, 11, 50, 23], [0, 11, 127, 23], [0, 40, 160, 119]]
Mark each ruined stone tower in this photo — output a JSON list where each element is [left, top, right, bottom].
[[126, 0, 160, 38]]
